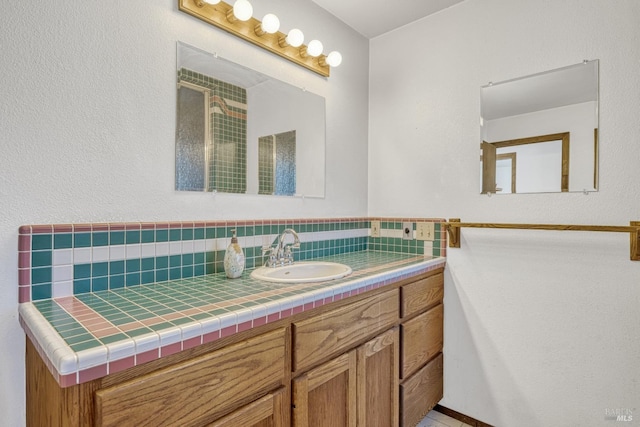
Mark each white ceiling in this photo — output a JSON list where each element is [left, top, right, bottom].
[[311, 0, 466, 38]]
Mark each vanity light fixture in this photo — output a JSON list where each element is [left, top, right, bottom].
[[227, 0, 252, 22], [256, 13, 280, 35], [281, 28, 305, 48], [179, 0, 341, 77]]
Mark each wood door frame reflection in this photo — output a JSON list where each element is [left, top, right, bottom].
[[483, 131, 570, 192]]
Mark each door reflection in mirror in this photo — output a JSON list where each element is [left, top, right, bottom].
[[481, 133, 569, 194], [480, 60, 598, 194], [259, 130, 296, 196]]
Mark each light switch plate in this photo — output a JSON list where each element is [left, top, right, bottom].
[[371, 220, 381, 238], [416, 222, 435, 241]]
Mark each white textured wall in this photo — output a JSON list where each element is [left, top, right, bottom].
[[370, 0, 640, 426], [0, 1, 368, 424]]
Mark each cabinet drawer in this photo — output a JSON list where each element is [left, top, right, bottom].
[[292, 289, 399, 373], [208, 387, 287, 427], [401, 303, 443, 379], [95, 328, 287, 427], [400, 272, 443, 319], [400, 353, 443, 427]]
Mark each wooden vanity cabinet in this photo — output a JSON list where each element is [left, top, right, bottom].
[[292, 350, 358, 426], [26, 268, 445, 427], [291, 290, 399, 427], [27, 328, 289, 427], [399, 272, 444, 427]]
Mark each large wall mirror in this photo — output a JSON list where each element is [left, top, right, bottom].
[[176, 42, 326, 197], [480, 60, 599, 194]]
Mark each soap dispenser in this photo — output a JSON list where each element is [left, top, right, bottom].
[[224, 229, 245, 279]]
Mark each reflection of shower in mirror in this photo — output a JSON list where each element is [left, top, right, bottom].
[[174, 41, 326, 197]]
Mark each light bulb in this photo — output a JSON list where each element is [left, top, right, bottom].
[[307, 40, 323, 57], [286, 29, 304, 48], [203, 0, 221, 4], [261, 14, 280, 34], [233, 0, 253, 21], [326, 51, 342, 67]]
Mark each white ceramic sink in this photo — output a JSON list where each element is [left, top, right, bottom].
[[250, 261, 352, 283]]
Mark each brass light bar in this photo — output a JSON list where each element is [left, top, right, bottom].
[[178, 0, 331, 77]]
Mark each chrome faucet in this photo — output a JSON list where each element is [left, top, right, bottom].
[[262, 228, 300, 267]]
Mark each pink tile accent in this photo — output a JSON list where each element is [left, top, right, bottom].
[[161, 342, 182, 357], [324, 297, 333, 305], [53, 224, 73, 233], [139, 317, 165, 327], [155, 222, 170, 230], [314, 299, 325, 309], [73, 224, 92, 232], [267, 313, 280, 323], [79, 364, 108, 383], [193, 221, 206, 228], [31, 225, 53, 234], [91, 223, 110, 231], [333, 294, 343, 302], [341, 292, 351, 299], [252, 316, 267, 327], [59, 373, 78, 388], [19, 269, 30, 286], [136, 349, 159, 365], [18, 225, 32, 235], [292, 305, 304, 315], [183, 336, 202, 350], [91, 327, 121, 339], [109, 223, 125, 231], [19, 286, 31, 303], [169, 223, 182, 229], [140, 223, 156, 230], [18, 235, 30, 252], [125, 223, 141, 230], [202, 330, 220, 344], [237, 320, 252, 333], [109, 355, 135, 375], [280, 309, 292, 319], [18, 252, 30, 269], [220, 325, 236, 338], [303, 303, 314, 312]]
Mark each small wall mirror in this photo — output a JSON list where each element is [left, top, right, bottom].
[[480, 60, 599, 194], [175, 42, 326, 197]]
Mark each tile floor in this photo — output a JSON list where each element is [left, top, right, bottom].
[[419, 410, 474, 427]]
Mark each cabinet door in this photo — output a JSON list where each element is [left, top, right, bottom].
[[292, 350, 357, 427], [208, 387, 287, 427], [356, 328, 399, 427]]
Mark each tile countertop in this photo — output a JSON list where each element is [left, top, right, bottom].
[[19, 250, 446, 387]]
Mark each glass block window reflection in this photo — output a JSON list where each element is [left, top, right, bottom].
[[258, 136, 274, 195], [258, 130, 296, 196]]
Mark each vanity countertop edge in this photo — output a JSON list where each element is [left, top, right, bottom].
[[19, 252, 446, 388]]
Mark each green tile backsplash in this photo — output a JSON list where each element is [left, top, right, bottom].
[[18, 218, 445, 302]]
